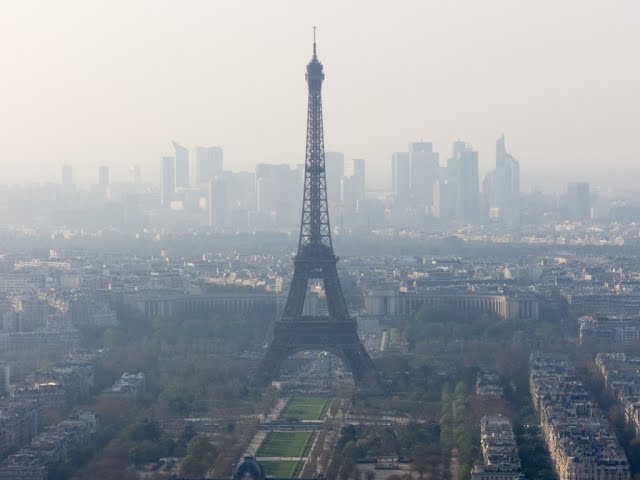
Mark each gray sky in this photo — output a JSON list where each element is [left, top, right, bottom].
[[1, 0, 639, 192]]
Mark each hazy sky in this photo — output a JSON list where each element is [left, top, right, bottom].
[[1, 1, 639, 192]]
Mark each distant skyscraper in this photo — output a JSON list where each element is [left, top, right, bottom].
[[255, 163, 301, 225], [434, 179, 457, 220], [343, 158, 365, 208], [448, 142, 479, 222], [457, 150, 479, 222], [567, 182, 591, 220], [98, 166, 109, 188], [409, 142, 439, 207], [224, 171, 256, 211], [161, 156, 175, 207], [325, 151, 345, 205], [172, 141, 189, 189], [131, 165, 142, 187], [194, 146, 223, 186], [61, 165, 73, 191], [256, 176, 277, 213], [494, 135, 520, 207], [391, 152, 410, 203], [97, 166, 109, 199], [208, 176, 227, 227]]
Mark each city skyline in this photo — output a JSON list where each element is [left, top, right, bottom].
[[1, 1, 639, 191], [3, 4, 640, 480]]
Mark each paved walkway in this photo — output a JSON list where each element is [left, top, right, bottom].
[[265, 397, 289, 422], [245, 430, 268, 456]]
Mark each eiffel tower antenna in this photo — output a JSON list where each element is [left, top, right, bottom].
[[313, 26, 317, 57], [252, 33, 375, 388]]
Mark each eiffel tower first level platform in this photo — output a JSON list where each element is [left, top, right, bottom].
[[251, 32, 376, 388]]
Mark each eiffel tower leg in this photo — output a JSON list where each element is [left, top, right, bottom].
[[252, 342, 288, 388], [340, 343, 376, 384]]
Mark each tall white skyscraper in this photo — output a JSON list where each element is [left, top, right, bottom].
[[194, 146, 223, 186], [98, 165, 109, 199], [409, 142, 439, 207], [448, 142, 479, 222], [391, 152, 410, 203], [494, 135, 520, 208], [255, 163, 301, 225], [325, 151, 345, 205], [98, 166, 109, 188], [343, 158, 365, 209], [130, 165, 142, 187], [172, 141, 189, 189]]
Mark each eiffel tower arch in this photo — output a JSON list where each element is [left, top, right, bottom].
[[252, 32, 376, 388]]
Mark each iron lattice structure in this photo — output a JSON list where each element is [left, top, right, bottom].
[[252, 37, 375, 388]]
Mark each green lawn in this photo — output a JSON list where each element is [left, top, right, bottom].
[[279, 396, 331, 421], [257, 431, 314, 458], [260, 460, 302, 478]]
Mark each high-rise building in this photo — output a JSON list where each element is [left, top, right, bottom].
[[255, 163, 301, 225], [98, 166, 109, 188], [97, 166, 109, 199], [434, 179, 458, 220], [194, 146, 223, 186], [448, 142, 479, 222], [160, 156, 175, 208], [130, 165, 142, 187], [494, 135, 520, 206], [325, 151, 345, 205], [61, 165, 73, 191], [224, 171, 256, 211], [458, 150, 479, 222], [172, 141, 189, 189], [567, 182, 591, 221], [409, 142, 439, 207], [343, 158, 365, 209], [391, 152, 410, 203], [208, 176, 227, 227]]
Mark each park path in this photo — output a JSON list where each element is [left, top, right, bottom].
[[265, 397, 289, 422], [245, 430, 268, 456]]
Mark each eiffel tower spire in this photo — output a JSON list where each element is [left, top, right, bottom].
[[252, 32, 375, 388]]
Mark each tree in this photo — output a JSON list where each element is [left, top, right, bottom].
[[339, 457, 356, 480], [180, 435, 218, 476], [412, 444, 441, 480]]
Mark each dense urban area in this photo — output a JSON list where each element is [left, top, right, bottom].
[[2, 140, 640, 479], [2, 5, 640, 480]]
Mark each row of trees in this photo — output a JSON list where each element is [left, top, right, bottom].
[[408, 304, 565, 354], [440, 383, 477, 480], [323, 421, 442, 480]]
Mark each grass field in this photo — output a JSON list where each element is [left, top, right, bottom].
[[260, 460, 302, 478], [279, 396, 331, 421], [257, 431, 315, 458]]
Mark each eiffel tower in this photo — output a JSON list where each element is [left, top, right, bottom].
[[252, 32, 375, 388]]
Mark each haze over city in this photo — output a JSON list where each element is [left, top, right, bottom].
[[2, 0, 639, 191], [3, 3, 640, 480]]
